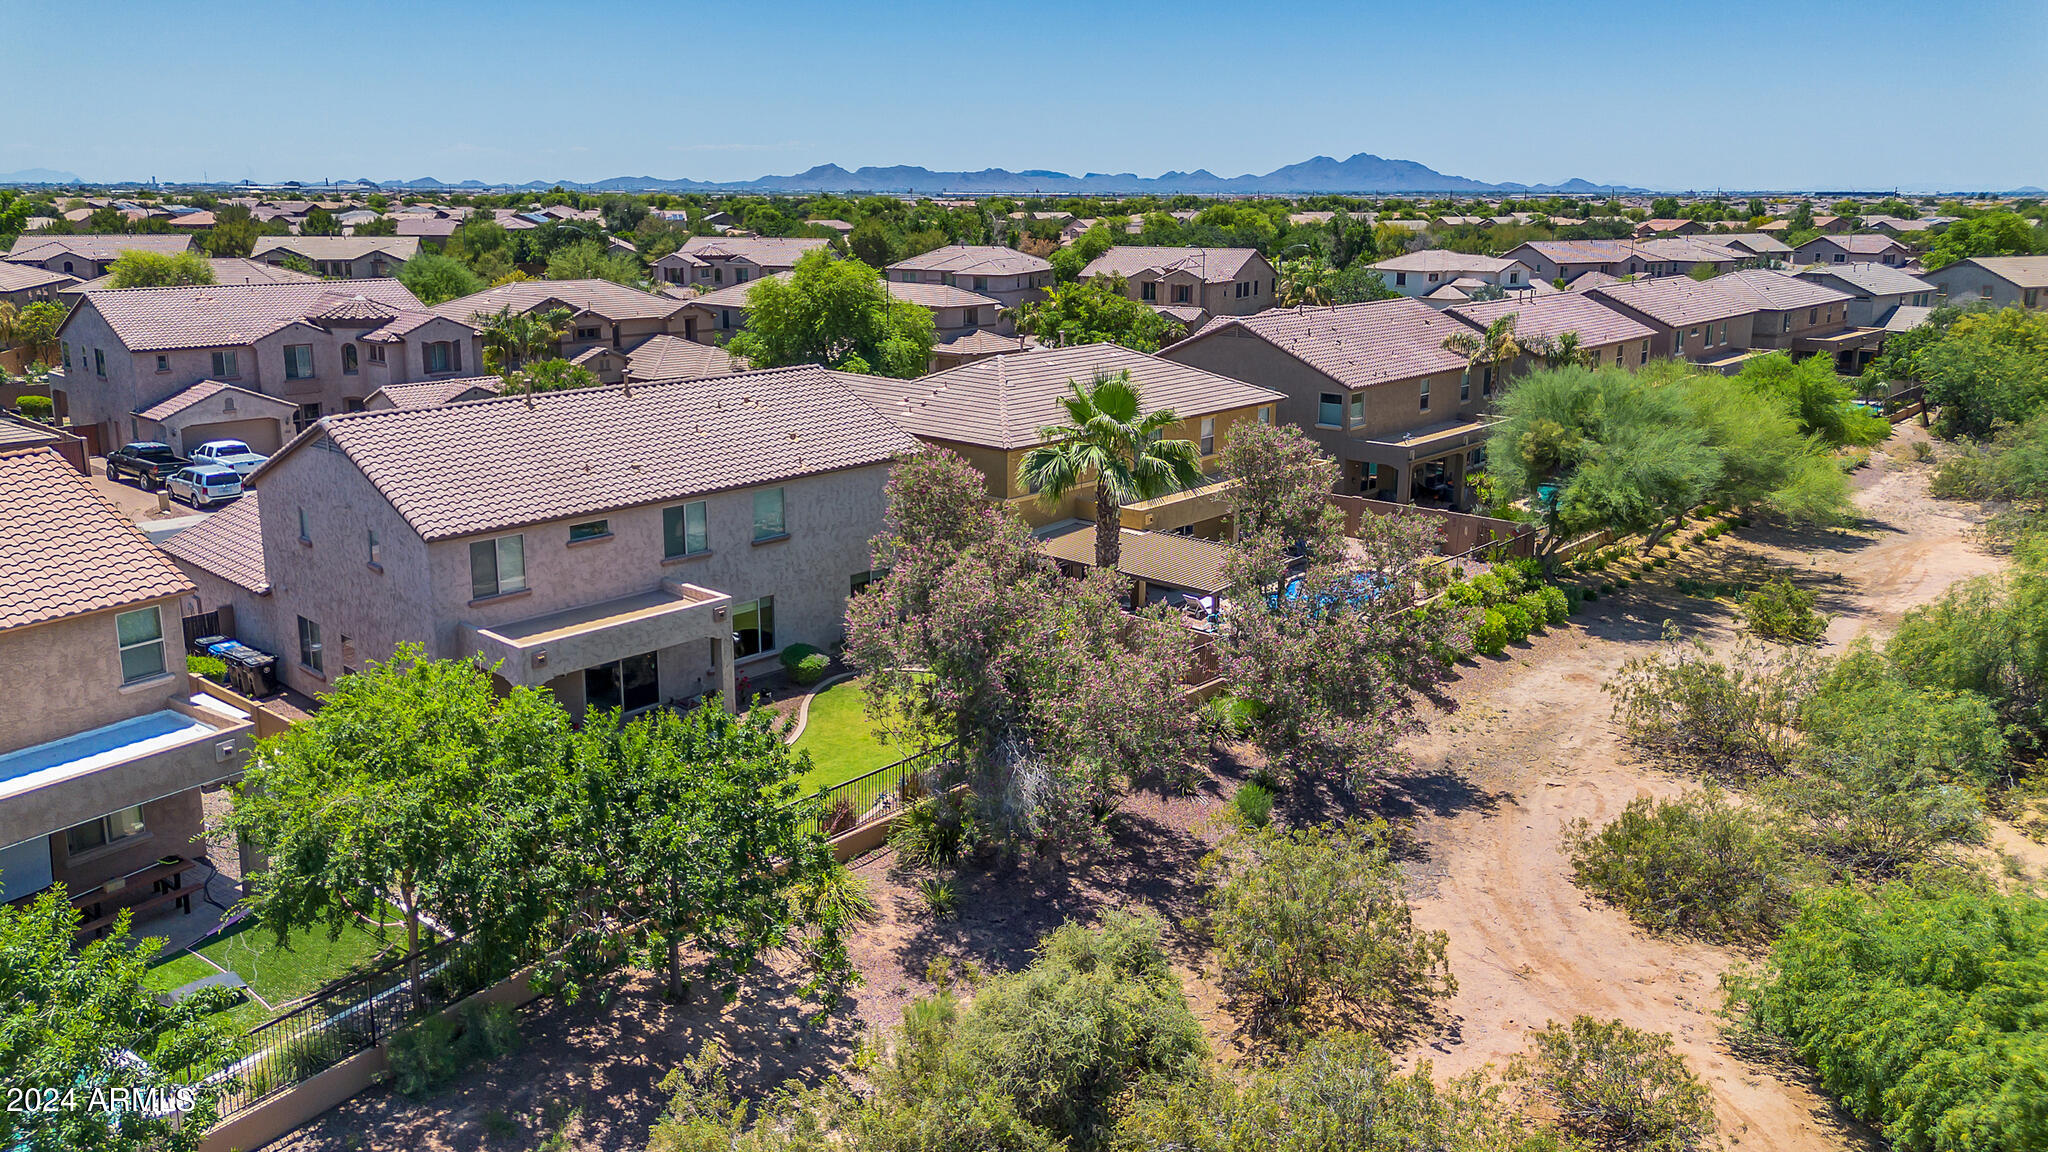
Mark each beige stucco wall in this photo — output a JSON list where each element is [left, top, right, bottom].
[[0, 597, 188, 753]]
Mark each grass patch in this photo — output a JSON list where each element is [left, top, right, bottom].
[[791, 677, 927, 793], [194, 914, 407, 1007]]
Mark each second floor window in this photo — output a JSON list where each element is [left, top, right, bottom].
[[424, 341, 461, 374], [470, 534, 527, 599], [1419, 379, 1430, 411], [569, 519, 610, 542], [1173, 284, 1192, 304], [753, 487, 786, 541], [93, 348, 105, 377], [342, 344, 358, 375], [1318, 393, 1342, 426], [298, 615, 324, 674], [1141, 282, 1158, 302], [367, 529, 381, 566], [285, 344, 314, 380], [664, 501, 707, 558], [1200, 417, 1215, 455], [115, 606, 165, 684], [1350, 394, 1365, 423]]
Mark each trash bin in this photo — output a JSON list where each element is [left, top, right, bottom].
[[221, 645, 277, 697], [190, 634, 230, 656]]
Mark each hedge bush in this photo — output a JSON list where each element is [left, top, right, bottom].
[[15, 395, 53, 421], [187, 654, 227, 682], [1472, 609, 1513, 656], [778, 642, 823, 672], [791, 653, 830, 686]]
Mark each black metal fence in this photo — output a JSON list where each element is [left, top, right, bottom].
[[788, 740, 956, 840]]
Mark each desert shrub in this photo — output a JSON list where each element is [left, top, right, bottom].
[[1539, 585, 1572, 624], [1583, 588, 1599, 603], [1472, 608, 1513, 656], [1884, 569, 2048, 741], [1514, 591, 1553, 633], [1743, 576, 1827, 643], [1510, 1017, 1716, 1152], [388, 1001, 520, 1098], [1443, 579, 1483, 607], [890, 793, 972, 871], [15, 395, 52, 421], [791, 653, 830, 686], [1722, 883, 2048, 1152], [1498, 602, 1534, 642], [187, 653, 227, 682], [1229, 781, 1274, 829], [915, 877, 957, 916], [1204, 693, 1262, 740], [1196, 820, 1454, 1042], [778, 642, 824, 673], [1565, 789, 1810, 943], [1469, 571, 1511, 605], [1802, 645, 2008, 788], [1607, 628, 1816, 776]]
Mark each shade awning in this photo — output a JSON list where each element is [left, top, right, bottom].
[[1039, 525, 1236, 596], [1346, 417, 1496, 468], [463, 579, 732, 688]]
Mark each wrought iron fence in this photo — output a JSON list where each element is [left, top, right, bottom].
[[788, 740, 956, 840]]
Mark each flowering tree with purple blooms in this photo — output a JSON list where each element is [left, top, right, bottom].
[[845, 449, 1202, 854]]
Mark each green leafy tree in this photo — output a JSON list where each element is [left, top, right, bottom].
[[1018, 369, 1203, 571], [1733, 351, 1890, 446], [351, 215, 398, 237], [512, 358, 601, 394], [1916, 306, 2048, 438], [545, 239, 643, 285], [1196, 820, 1455, 1043], [106, 250, 216, 288], [475, 304, 572, 404], [0, 893, 239, 1152], [1276, 255, 1335, 306], [1920, 210, 2047, 270], [300, 207, 340, 235], [223, 646, 572, 1007], [397, 249, 486, 306], [1008, 276, 1179, 352], [4, 300, 66, 364], [200, 204, 264, 258], [726, 250, 935, 378], [1329, 261, 1399, 304]]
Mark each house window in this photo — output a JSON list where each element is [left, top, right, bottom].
[[297, 506, 310, 541], [973, 276, 988, 292], [367, 343, 386, 363], [342, 344, 358, 374], [1981, 284, 1994, 298], [569, 519, 610, 542], [293, 402, 320, 432], [1419, 378, 1431, 411], [1318, 392, 1343, 426], [1173, 284, 1192, 304], [576, 327, 600, 341], [424, 341, 460, 373], [721, 309, 734, 330], [752, 487, 786, 541], [62, 343, 70, 369], [284, 344, 314, 380], [1641, 341, 1650, 365], [1808, 308, 1818, 324], [155, 354, 169, 373], [93, 348, 105, 377], [115, 606, 165, 684], [585, 651, 659, 714], [664, 501, 708, 558], [1395, 272, 1407, 286], [2027, 289, 2040, 308], [1257, 405, 1272, 424], [66, 806, 146, 857], [367, 529, 381, 566], [1141, 282, 1158, 301], [735, 268, 750, 283], [297, 615, 324, 673], [1482, 365, 1495, 397], [733, 596, 775, 657], [1718, 323, 1729, 345], [1784, 314, 1794, 332], [1200, 417, 1215, 455], [851, 570, 883, 596], [1460, 373, 1471, 402], [1348, 394, 1365, 424], [1508, 271, 1520, 284], [469, 534, 527, 599]]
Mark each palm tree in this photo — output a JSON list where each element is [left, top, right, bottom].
[[1018, 370, 1204, 572], [1277, 256, 1334, 307], [1441, 313, 1524, 402], [1527, 329, 1601, 370], [476, 305, 573, 406]]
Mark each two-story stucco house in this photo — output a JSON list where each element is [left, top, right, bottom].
[[55, 280, 483, 456], [1706, 268, 1883, 370], [1160, 298, 1492, 507], [1079, 247, 1276, 329], [836, 342, 1282, 540], [1444, 292, 1659, 376], [1920, 256, 2048, 313], [4, 233, 199, 279], [1793, 263, 1938, 328], [0, 447, 252, 914], [1367, 251, 1538, 301], [160, 366, 922, 718], [669, 271, 1003, 355], [251, 235, 423, 279], [1793, 234, 1912, 267], [1585, 276, 1763, 369], [885, 246, 1055, 320], [651, 236, 833, 291], [434, 278, 695, 357]]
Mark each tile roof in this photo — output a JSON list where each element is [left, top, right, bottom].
[[1942, 255, 2048, 289], [1801, 234, 1909, 255], [395, 218, 460, 238], [258, 366, 922, 541], [887, 245, 1053, 276], [0, 263, 77, 294], [1629, 238, 1742, 263], [668, 236, 831, 267], [835, 342, 1282, 451], [1040, 524, 1236, 595], [64, 258, 319, 295], [1878, 304, 1936, 333], [432, 278, 688, 326], [1716, 233, 1795, 255], [883, 279, 1002, 310], [251, 236, 423, 262], [1705, 269, 1855, 313], [4, 233, 198, 263], [1370, 251, 1521, 274], [936, 329, 1031, 355], [367, 376, 503, 409], [1795, 262, 1936, 297], [68, 279, 429, 353], [622, 334, 746, 380], [1565, 270, 1620, 292], [134, 379, 295, 422], [0, 447, 194, 631], [1587, 276, 1758, 327], [1447, 292, 1658, 347], [1082, 246, 1265, 284], [158, 490, 269, 594], [1172, 297, 1472, 389]]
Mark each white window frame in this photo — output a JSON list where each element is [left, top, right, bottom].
[[115, 606, 165, 684]]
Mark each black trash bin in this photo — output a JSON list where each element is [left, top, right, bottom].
[[220, 645, 278, 697], [190, 634, 230, 657]]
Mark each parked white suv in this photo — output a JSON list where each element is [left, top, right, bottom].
[[189, 439, 270, 476], [166, 464, 244, 508]]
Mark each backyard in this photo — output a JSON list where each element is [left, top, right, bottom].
[[787, 675, 934, 792], [144, 909, 418, 1035]]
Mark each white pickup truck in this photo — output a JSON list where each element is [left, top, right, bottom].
[[188, 439, 270, 476]]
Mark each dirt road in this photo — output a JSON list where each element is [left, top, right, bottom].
[[1392, 434, 2004, 1152]]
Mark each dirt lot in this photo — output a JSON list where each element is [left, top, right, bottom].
[[263, 429, 2010, 1152]]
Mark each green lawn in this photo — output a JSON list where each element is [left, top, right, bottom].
[[791, 677, 927, 792], [144, 911, 412, 1032]]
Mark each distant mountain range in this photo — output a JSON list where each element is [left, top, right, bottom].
[[376, 153, 1641, 196], [0, 168, 83, 184]]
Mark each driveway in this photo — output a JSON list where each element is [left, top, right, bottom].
[[87, 456, 220, 527]]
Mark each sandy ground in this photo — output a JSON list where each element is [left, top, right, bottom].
[[259, 427, 2016, 1152], [1392, 428, 2008, 1152]]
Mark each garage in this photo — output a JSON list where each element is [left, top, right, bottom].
[[132, 381, 296, 458], [175, 416, 285, 455]]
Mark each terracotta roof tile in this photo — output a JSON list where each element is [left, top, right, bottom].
[[621, 335, 745, 380], [251, 236, 422, 262], [1796, 262, 1936, 296], [1447, 292, 1658, 347], [887, 245, 1052, 276], [159, 490, 269, 594], [262, 366, 922, 541], [134, 379, 294, 422], [0, 448, 193, 631], [68, 279, 428, 352], [432, 278, 688, 326], [366, 376, 503, 408], [1708, 269, 1855, 313], [836, 343, 1282, 451], [1171, 297, 1472, 389], [1587, 276, 1758, 328], [4, 233, 198, 263], [64, 258, 319, 294], [1082, 246, 1264, 284]]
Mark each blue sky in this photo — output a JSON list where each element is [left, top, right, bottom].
[[9, 0, 2044, 190]]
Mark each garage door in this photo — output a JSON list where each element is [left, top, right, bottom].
[[180, 418, 284, 455]]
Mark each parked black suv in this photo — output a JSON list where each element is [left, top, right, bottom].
[[105, 442, 191, 489]]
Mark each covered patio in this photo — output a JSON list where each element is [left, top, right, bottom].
[[1345, 416, 1496, 509]]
